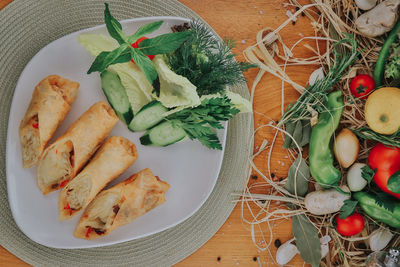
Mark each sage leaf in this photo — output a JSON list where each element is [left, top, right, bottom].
[[284, 157, 309, 197], [299, 120, 311, 147], [138, 31, 192, 55], [87, 44, 130, 74], [387, 170, 400, 193], [283, 121, 295, 149], [290, 120, 303, 148], [292, 214, 321, 267], [127, 21, 163, 44], [104, 3, 126, 44], [130, 49, 158, 83]]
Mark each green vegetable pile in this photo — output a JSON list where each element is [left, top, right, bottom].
[[80, 3, 253, 150]]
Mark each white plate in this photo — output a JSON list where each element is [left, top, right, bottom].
[[6, 16, 226, 249]]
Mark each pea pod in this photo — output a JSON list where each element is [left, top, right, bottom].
[[353, 191, 400, 228], [309, 91, 344, 187]]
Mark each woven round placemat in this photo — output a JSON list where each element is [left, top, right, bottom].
[[0, 0, 253, 266]]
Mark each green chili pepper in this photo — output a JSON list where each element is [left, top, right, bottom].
[[354, 191, 400, 228], [373, 19, 400, 87], [309, 91, 344, 187]]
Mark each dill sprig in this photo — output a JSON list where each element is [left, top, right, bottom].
[[352, 127, 400, 148], [166, 21, 254, 96], [279, 34, 360, 126]]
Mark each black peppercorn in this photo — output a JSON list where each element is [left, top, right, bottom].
[[274, 238, 281, 248]]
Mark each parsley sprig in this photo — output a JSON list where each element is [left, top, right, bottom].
[[339, 199, 358, 219], [167, 97, 240, 149], [87, 3, 191, 83]]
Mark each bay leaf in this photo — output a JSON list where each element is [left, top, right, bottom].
[[284, 157, 310, 197], [292, 214, 321, 267]]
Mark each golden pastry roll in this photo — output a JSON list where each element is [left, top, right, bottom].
[[37, 101, 118, 195], [58, 136, 138, 221], [19, 75, 79, 168], [74, 168, 170, 240]]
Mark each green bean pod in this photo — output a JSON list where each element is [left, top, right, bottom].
[[354, 191, 400, 228], [309, 91, 344, 187]]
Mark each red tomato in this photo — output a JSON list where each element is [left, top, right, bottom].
[[349, 74, 375, 99], [369, 143, 400, 198], [131, 37, 155, 63], [336, 212, 364, 236]]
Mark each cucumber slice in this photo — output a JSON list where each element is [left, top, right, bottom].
[[128, 101, 168, 132], [140, 120, 187, 146], [100, 70, 133, 124]]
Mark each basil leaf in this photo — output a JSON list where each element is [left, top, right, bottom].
[[387, 170, 400, 193], [292, 214, 321, 267], [339, 200, 358, 219], [127, 21, 163, 44], [113, 51, 132, 64], [104, 3, 126, 44], [138, 31, 191, 55], [130, 49, 158, 83], [87, 44, 130, 74], [284, 157, 309, 197]]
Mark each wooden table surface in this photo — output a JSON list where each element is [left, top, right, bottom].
[[0, 0, 317, 266]]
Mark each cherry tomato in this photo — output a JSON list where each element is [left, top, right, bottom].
[[335, 212, 364, 236], [369, 143, 400, 198], [349, 74, 375, 99], [131, 37, 155, 63]]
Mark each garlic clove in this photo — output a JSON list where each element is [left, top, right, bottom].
[[320, 235, 331, 245], [347, 163, 368, 192], [308, 67, 325, 86], [369, 228, 393, 252], [276, 238, 299, 266], [320, 244, 329, 259], [355, 0, 377, 10], [334, 128, 359, 168]]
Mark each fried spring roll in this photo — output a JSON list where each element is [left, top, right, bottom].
[[37, 101, 118, 195], [58, 136, 138, 221], [19, 75, 79, 168], [74, 168, 170, 239]]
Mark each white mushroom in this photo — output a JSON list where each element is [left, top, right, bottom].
[[276, 238, 299, 266], [275, 235, 331, 265], [355, 0, 400, 37], [320, 235, 331, 259], [305, 186, 351, 215], [355, 0, 377, 10]]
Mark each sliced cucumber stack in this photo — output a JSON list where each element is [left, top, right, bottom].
[[100, 70, 133, 124], [140, 120, 187, 147], [128, 101, 168, 132]]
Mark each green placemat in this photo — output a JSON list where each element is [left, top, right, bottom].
[[0, 0, 253, 266]]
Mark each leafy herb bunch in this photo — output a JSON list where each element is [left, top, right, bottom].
[[88, 3, 191, 83], [279, 34, 360, 126], [166, 21, 253, 96]]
